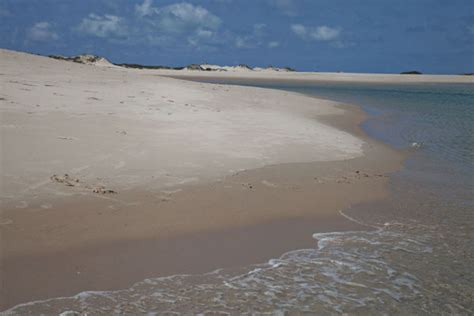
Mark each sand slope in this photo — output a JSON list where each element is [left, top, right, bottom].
[[0, 49, 364, 208]]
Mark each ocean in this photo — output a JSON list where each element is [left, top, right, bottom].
[[4, 80, 473, 315]]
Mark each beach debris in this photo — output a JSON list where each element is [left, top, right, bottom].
[[410, 142, 423, 149], [57, 136, 75, 140], [50, 174, 79, 187], [116, 130, 127, 135], [92, 186, 117, 194], [242, 183, 254, 189], [51, 174, 119, 195]]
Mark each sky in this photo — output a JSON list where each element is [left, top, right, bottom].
[[0, 0, 473, 73]]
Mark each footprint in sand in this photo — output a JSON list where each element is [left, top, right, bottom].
[[242, 183, 254, 190], [51, 174, 80, 187], [92, 186, 117, 194], [57, 136, 76, 141]]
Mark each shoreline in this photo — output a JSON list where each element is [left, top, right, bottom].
[[1, 49, 403, 310], [1, 100, 403, 310]]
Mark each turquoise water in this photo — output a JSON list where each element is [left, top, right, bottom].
[[5, 80, 473, 315]]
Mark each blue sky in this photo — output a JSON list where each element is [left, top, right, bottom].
[[1, 0, 473, 73]]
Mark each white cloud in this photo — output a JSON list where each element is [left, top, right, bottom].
[[235, 36, 248, 48], [78, 14, 127, 38], [27, 22, 59, 42], [234, 23, 268, 49], [268, 0, 297, 16], [312, 25, 340, 41], [291, 24, 306, 38], [187, 28, 218, 47], [134, 1, 224, 49], [135, 1, 221, 33], [268, 41, 280, 48], [291, 24, 341, 41], [135, 0, 153, 17]]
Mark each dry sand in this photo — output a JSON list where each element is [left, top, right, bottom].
[[0, 49, 416, 309], [156, 67, 473, 84]]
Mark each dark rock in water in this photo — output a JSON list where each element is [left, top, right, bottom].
[[401, 71, 422, 75], [410, 142, 423, 149]]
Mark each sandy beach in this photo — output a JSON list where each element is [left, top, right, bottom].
[[155, 67, 473, 84], [0, 49, 429, 309], [1, 0, 472, 312]]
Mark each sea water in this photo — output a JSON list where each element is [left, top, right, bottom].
[[4, 81, 473, 315]]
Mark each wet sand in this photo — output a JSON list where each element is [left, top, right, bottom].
[[1, 107, 402, 309], [1, 49, 403, 310]]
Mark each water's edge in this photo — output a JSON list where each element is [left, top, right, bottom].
[[4, 79, 473, 315]]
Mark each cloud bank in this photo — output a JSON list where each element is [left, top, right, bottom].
[[27, 22, 59, 42], [291, 24, 341, 41], [78, 14, 127, 38]]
